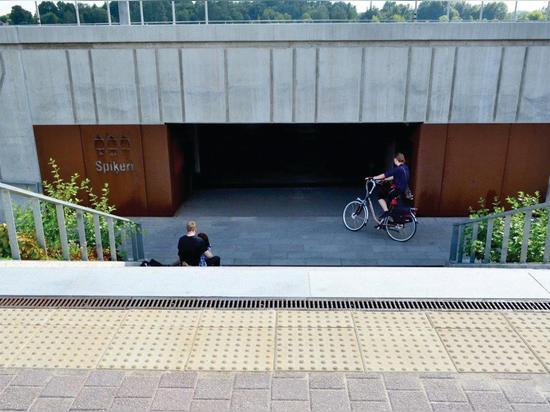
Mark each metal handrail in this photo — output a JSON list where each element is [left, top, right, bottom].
[[0, 182, 144, 262], [449, 201, 550, 265]]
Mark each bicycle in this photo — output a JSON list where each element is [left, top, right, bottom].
[[342, 178, 418, 242]]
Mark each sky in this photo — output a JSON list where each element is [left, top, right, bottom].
[[0, 0, 547, 16]]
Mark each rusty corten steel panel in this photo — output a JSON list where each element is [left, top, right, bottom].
[[141, 125, 175, 216], [80, 125, 148, 216], [439, 124, 511, 216], [501, 124, 550, 202], [34, 125, 86, 184], [410, 124, 448, 217]]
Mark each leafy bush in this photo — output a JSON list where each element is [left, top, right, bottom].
[[465, 192, 548, 263], [0, 159, 125, 260]]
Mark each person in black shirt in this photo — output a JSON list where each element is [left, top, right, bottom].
[[367, 152, 410, 219], [177, 221, 217, 266]]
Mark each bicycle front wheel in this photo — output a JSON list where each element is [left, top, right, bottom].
[[385, 214, 417, 242], [343, 200, 368, 231]]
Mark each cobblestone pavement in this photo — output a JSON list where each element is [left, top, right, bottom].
[[135, 187, 460, 266], [0, 369, 549, 411]]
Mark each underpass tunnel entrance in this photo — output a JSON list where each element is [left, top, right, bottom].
[[169, 123, 419, 192]]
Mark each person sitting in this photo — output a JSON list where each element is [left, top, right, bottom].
[[177, 221, 220, 266], [197, 232, 219, 267]]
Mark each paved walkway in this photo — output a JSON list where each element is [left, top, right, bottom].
[[1, 265, 549, 298], [0, 368, 549, 412], [134, 188, 461, 266]]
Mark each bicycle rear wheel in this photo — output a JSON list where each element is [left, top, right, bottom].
[[385, 214, 417, 242], [343, 200, 368, 231]]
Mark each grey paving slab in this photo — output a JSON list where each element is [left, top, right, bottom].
[[117, 376, 159, 398], [388, 390, 432, 412], [311, 389, 351, 412], [423, 379, 467, 402], [350, 401, 392, 411], [194, 376, 234, 400], [347, 378, 386, 401], [11, 369, 52, 386], [499, 380, 548, 403], [190, 399, 231, 412], [234, 373, 271, 389], [151, 388, 193, 411], [230, 389, 270, 412], [309, 373, 345, 389], [159, 372, 198, 389], [272, 378, 309, 400], [109, 397, 152, 411], [512, 405, 550, 411], [86, 370, 126, 387], [466, 391, 513, 411], [29, 397, 74, 412], [71, 386, 117, 410], [383, 374, 422, 390], [0, 386, 42, 410], [41, 375, 86, 397], [458, 375, 501, 391], [431, 403, 473, 412], [0, 374, 15, 391]]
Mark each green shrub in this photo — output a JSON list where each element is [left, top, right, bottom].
[[0, 159, 125, 260], [465, 192, 549, 263]]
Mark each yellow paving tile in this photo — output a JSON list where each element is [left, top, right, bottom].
[[99, 324, 196, 370], [275, 327, 363, 372], [355, 326, 455, 372], [353, 312, 432, 330], [123, 310, 201, 327], [10, 324, 118, 369], [0, 325, 36, 367], [505, 312, 550, 329], [187, 327, 275, 372], [428, 312, 509, 329], [199, 310, 275, 328], [437, 328, 545, 373], [47, 309, 126, 326], [0, 309, 52, 325], [515, 327, 550, 370], [277, 311, 353, 328]]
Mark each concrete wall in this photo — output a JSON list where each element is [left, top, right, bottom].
[[1, 23, 550, 185]]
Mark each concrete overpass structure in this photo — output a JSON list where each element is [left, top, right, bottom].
[[0, 23, 549, 216]]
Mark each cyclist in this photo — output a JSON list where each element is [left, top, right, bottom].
[[366, 152, 410, 220]]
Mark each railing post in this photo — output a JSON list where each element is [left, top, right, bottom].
[[479, 1, 484, 20], [483, 218, 494, 263], [446, 0, 450, 21], [55, 204, 70, 260], [500, 215, 512, 264], [107, 0, 111, 25], [107, 217, 117, 261], [76, 210, 88, 261], [469, 222, 479, 263], [204, 0, 209, 24], [457, 225, 465, 263], [31, 198, 47, 253], [449, 224, 459, 263], [0, 189, 20, 260], [136, 224, 145, 260], [75, 0, 80, 25], [130, 226, 138, 261], [171, 1, 176, 24], [139, 0, 144, 25], [93, 214, 104, 261], [520, 210, 532, 264], [35, 1, 41, 25], [514, 1, 518, 21]]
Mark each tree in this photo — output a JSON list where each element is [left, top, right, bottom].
[[380, 2, 413, 21], [9, 5, 35, 25], [360, 7, 380, 21], [482, 2, 507, 20], [41, 12, 60, 24], [417, 1, 446, 21], [526, 10, 545, 21]]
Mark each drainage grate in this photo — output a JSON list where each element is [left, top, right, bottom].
[[0, 297, 549, 311]]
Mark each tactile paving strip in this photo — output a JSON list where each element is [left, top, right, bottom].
[[275, 327, 363, 372], [200, 310, 275, 328], [47, 309, 126, 326], [123, 310, 201, 327], [0, 326, 35, 367], [437, 328, 545, 373], [353, 312, 432, 329], [277, 311, 353, 328], [187, 327, 275, 371], [428, 312, 509, 329], [514, 327, 550, 370], [10, 324, 118, 369], [355, 326, 455, 372], [99, 324, 196, 370], [0, 309, 52, 325], [505, 312, 550, 329]]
